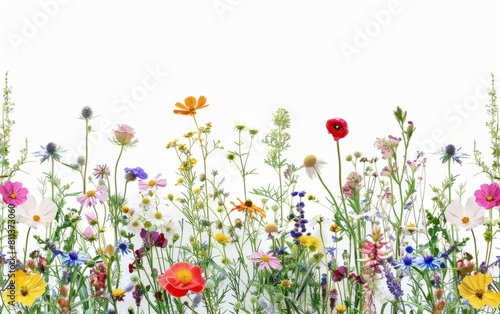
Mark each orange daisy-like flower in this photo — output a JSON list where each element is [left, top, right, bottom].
[[173, 96, 208, 116], [230, 198, 266, 218]]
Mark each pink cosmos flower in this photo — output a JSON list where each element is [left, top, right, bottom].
[[83, 226, 96, 241], [113, 124, 138, 146], [138, 173, 167, 191], [0, 180, 29, 206], [84, 211, 97, 223], [250, 250, 282, 271], [77, 185, 108, 207], [474, 183, 500, 209]]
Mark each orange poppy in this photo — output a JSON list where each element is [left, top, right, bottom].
[[173, 96, 208, 116], [230, 198, 266, 218]]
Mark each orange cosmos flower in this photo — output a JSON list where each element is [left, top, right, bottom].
[[230, 198, 266, 218], [173, 96, 208, 116], [158, 262, 205, 297]]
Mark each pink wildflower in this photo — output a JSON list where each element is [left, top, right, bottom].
[[358, 227, 392, 270], [250, 250, 282, 271], [77, 185, 108, 207], [93, 164, 110, 180], [374, 135, 401, 160], [0, 180, 29, 206], [138, 173, 167, 191], [474, 183, 500, 209], [84, 211, 97, 224], [82, 226, 96, 241], [113, 124, 138, 146]]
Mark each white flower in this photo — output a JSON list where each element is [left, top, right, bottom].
[[445, 196, 486, 231], [126, 219, 144, 234], [144, 208, 173, 226], [18, 194, 57, 229], [303, 155, 327, 179]]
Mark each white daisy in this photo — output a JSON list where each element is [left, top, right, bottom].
[[303, 155, 327, 179]]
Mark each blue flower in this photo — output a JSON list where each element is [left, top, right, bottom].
[[394, 255, 415, 271], [125, 167, 148, 180], [62, 251, 88, 267], [326, 246, 336, 257], [414, 254, 441, 271], [405, 245, 414, 254], [116, 239, 131, 255]]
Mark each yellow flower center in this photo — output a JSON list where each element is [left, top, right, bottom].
[[122, 206, 129, 213], [20, 286, 28, 296], [176, 269, 193, 284], [476, 288, 484, 300], [131, 221, 139, 227], [33, 215, 41, 222], [303, 155, 317, 168], [280, 279, 292, 288], [86, 190, 96, 197], [462, 216, 470, 224], [9, 193, 16, 199], [487, 195, 494, 201], [148, 180, 156, 187], [264, 223, 279, 234], [261, 254, 271, 263], [154, 211, 163, 219], [142, 198, 150, 205]]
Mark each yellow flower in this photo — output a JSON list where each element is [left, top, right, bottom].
[[112, 288, 125, 301], [336, 304, 347, 313], [214, 233, 230, 245], [299, 235, 321, 252], [2, 270, 46, 306], [280, 279, 292, 288], [330, 224, 340, 233], [173, 96, 209, 116], [229, 198, 266, 219], [458, 273, 500, 309]]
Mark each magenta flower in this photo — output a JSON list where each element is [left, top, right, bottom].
[[0, 180, 29, 206], [474, 183, 500, 209], [138, 173, 167, 191], [250, 250, 282, 271], [76, 185, 108, 207]]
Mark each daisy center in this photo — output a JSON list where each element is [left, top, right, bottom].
[[86, 190, 96, 197], [33, 215, 41, 222], [244, 200, 253, 207], [476, 288, 484, 300], [176, 269, 193, 284], [462, 216, 470, 224], [303, 155, 317, 167], [148, 180, 156, 187], [154, 211, 163, 219], [142, 198, 150, 205], [20, 286, 28, 296], [264, 223, 279, 234], [9, 193, 16, 199], [487, 195, 494, 201], [261, 254, 271, 263]]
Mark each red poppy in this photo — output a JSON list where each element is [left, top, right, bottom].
[[326, 118, 348, 141], [158, 262, 205, 297]]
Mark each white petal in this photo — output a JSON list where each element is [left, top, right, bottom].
[[38, 198, 58, 221]]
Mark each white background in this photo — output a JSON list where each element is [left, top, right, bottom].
[[1, 0, 500, 309]]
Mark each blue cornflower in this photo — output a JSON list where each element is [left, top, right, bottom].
[[116, 239, 131, 255], [320, 273, 327, 286], [62, 251, 88, 267], [414, 254, 442, 271], [124, 167, 148, 180], [326, 246, 336, 257], [394, 255, 415, 271], [405, 245, 414, 254]]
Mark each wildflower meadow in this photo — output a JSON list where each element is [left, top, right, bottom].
[[2, 72, 500, 314]]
